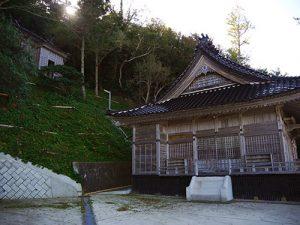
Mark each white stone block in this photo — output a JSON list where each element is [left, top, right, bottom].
[[7, 177, 16, 186], [0, 177, 8, 186], [15, 190, 24, 199], [3, 173, 12, 181], [186, 176, 233, 202], [19, 183, 26, 192], [0, 165, 8, 174], [3, 184, 11, 192], [11, 184, 19, 192]]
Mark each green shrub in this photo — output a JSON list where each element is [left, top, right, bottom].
[[0, 18, 37, 100], [38, 65, 82, 97]]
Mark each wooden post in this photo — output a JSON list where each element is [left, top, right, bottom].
[[228, 159, 232, 175], [156, 124, 161, 175], [132, 126, 136, 175], [192, 119, 198, 176], [214, 116, 219, 160], [166, 126, 169, 175], [276, 105, 288, 163], [184, 159, 188, 174], [239, 112, 246, 168]]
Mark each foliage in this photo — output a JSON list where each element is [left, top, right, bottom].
[[37, 65, 82, 96], [0, 87, 132, 180], [226, 4, 254, 65], [87, 12, 123, 95], [40, 65, 82, 81], [0, 18, 37, 100], [133, 54, 170, 103], [116, 18, 196, 101], [1, 0, 197, 103]]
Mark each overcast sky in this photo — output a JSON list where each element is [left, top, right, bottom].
[[71, 0, 300, 75]]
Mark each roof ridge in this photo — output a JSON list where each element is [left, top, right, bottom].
[[197, 34, 271, 80], [159, 33, 276, 101], [109, 80, 300, 118]]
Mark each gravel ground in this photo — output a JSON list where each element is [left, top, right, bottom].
[[91, 193, 300, 225], [1, 193, 299, 225], [0, 197, 82, 225]]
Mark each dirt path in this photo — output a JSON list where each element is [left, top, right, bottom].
[[91, 194, 300, 225]]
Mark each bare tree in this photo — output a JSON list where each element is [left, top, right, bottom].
[[118, 29, 154, 88], [135, 54, 170, 103]]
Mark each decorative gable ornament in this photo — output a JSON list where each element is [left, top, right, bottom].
[[183, 73, 234, 94]]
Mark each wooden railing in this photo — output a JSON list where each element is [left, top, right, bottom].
[[160, 158, 194, 175], [197, 159, 300, 175]]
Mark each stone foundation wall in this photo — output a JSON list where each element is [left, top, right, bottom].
[[0, 153, 81, 199]]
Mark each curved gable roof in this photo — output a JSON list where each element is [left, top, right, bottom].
[[160, 34, 273, 101]]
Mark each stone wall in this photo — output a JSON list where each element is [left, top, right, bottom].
[[0, 153, 81, 199]]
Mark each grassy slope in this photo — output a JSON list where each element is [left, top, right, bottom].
[[0, 87, 132, 180]]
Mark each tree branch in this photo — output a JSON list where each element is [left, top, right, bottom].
[[125, 48, 152, 63], [0, 0, 9, 7]]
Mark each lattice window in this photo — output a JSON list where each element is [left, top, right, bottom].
[[135, 143, 156, 174], [183, 74, 233, 93], [245, 134, 281, 157], [198, 137, 216, 159], [169, 142, 193, 159], [197, 135, 240, 160]]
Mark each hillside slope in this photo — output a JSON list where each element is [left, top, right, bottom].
[[0, 87, 132, 180]]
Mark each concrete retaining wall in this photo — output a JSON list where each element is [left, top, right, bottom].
[[0, 153, 81, 199]]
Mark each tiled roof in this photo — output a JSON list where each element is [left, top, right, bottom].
[[160, 34, 273, 100], [109, 77, 300, 117], [197, 34, 271, 81]]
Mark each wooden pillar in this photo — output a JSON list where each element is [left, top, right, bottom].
[[156, 124, 161, 175], [192, 119, 198, 175], [239, 113, 246, 160], [214, 116, 219, 159], [165, 123, 169, 175], [166, 134, 169, 160], [132, 126, 136, 175], [276, 105, 288, 163]]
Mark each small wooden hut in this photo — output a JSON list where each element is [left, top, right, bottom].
[[16, 22, 67, 69], [109, 35, 300, 198]]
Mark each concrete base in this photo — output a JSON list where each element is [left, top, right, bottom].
[[186, 176, 233, 202]]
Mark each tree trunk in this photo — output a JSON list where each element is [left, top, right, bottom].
[[95, 52, 99, 96], [153, 85, 165, 102], [81, 36, 86, 100], [118, 49, 152, 89], [119, 60, 126, 88], [145, 81, 151, 103]]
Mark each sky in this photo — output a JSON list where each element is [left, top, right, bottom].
[[69, 0, 300, 75]]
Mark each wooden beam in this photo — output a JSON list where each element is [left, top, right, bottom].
[[166, 124, 169, 160], [156, 124, 161, 175], [287, 124, 300, 132], [276, 105, 288, 162], [239, 113, 246, 159], [192, 119, 198, 175], [283, 116, 296, 124], [132, 126, 136, 175]]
